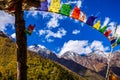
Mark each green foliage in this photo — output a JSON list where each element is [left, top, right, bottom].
[[0, 36, 86, 80]]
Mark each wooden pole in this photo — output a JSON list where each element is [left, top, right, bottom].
[[105, 49, 113, 80], [15, 0, 27, 80]]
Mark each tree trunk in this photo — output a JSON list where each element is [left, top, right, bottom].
[[15, 0, 27, 80]]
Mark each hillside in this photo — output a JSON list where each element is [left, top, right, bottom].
[[0, 34, 86, 80], [28, 43, 105, 80]]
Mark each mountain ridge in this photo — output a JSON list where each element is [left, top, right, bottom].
[[28, 41, 120, 78], [28, 44, 104, 80]]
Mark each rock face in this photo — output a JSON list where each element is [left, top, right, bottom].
[[60, 50, 120, 77]]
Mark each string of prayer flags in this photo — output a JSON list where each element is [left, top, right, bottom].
[[93, 20, 101, 30], [104, 29, 112, 37], [71, 6, 80, 19], [86, 16, 97, 26], [18, 0, 120, 48], [24, 24, 35, 35], [37, 0, 48, 11], [60, 4, 72, 16], [48, 0, 60, 13], [79, 11, 86, 22]]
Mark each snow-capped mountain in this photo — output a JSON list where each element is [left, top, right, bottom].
[[28, 44, 58, 60], [60, 51, 80, 61]]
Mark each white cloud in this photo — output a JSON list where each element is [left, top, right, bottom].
[[39, 28, 67, 41], [46, 28, 66, 38], [11, 33, 16, 39], [72, 29, 80, 35], [101, 17, 110, 28], [26, 11, 39, 18], [47, 13, 63, 28], [42, 12, 50, 18], [0, 11, 15, 31], [76, 0, 82, 8], [65, 0, 82, 8], [90, 40, 108, 51], [39, 29, 46, 35], [46, 38, 54, 42], [59, 40, 91, 56], [59, 40, 109, 56], [26, 11, 65, 29]]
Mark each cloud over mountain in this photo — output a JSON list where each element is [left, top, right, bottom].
[[59, 40, 109, 56]]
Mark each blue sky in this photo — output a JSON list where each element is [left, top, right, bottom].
[[0, 0, 120, 55]]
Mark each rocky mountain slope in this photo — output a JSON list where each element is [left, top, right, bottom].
[[60, 50, 120, 78]]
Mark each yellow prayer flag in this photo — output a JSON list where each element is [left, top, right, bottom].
[[48, 0, 60, 13], [93, 20, 101, 30]]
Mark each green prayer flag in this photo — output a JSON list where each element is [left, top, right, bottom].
[[117, 38, 120, 44], [60, 4, 72, 16], [99, 26, 107, 33], [24, 29, 32, 35]]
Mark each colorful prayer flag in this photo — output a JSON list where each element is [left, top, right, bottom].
[[104, 29, 112, 37], [111, 39, 117, 44], [71, 6, 80, 19], [112, 43, 117, 48], [99, 26, 107, 33], [48, 0, 60, 13], [86, 16, 97, 26], [79, 11, 86, 22], [24, 29, 32, 35], [36, 0, 48, 11], [25, 24, 35, 35], [93, 20, 101, 30], [117, 38, 120, 45], [60, 4, 72, 16]]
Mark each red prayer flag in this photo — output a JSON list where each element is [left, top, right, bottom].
[[104, 30, 112, 37], [28, 24, 35, 31], [71, 6, 80, 19]]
